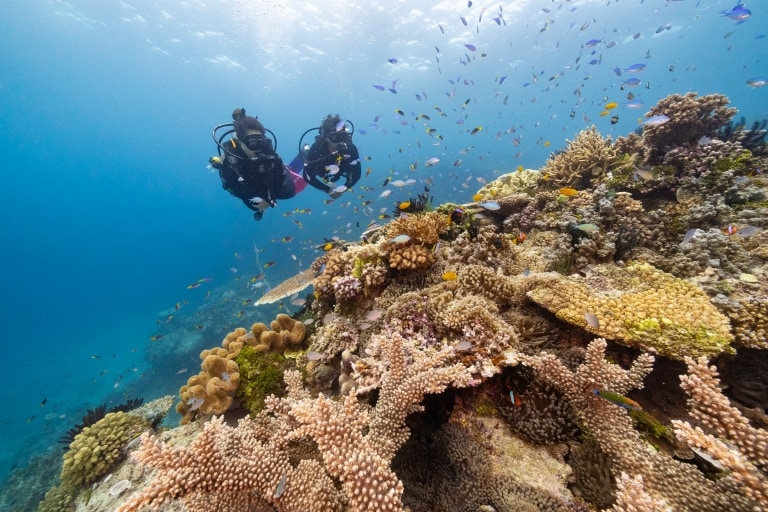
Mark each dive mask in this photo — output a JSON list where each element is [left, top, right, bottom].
[[243, 134, 273, 154]]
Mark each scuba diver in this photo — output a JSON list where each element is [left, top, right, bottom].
[[209, 108, 300, 221], [300, 114, 361, 199]]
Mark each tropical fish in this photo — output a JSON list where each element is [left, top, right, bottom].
[[372, 84, 385, 91], [325, 164, 340, 174], [149, 335, 164, 341], [735, 226, 760, 237], [584, 312, 600, 328], [442, 271, 458, 281], [186, 282, 201, 289], [747, 77, 767, 88], [682, 228, 698, 244], [387, 58, 398, 64], [625, 100, 644, 109], [593, 389, 642, 410], [470, 125, 483, 135], [398, 201, 411, 210], [380, 190, 392, 198], [583, 38, 602, 48], [559, 187, 578, 197], [263, 261, 277, 268], [642, 115, 670, 126], [721, 3, 751, 21], [622, 78, 642, 87], [574, 223, 599, 232], [465, 43, 476, 52], [425, 157, 440, 166], [389, 234, 411, 244], [479, 201, 501, 211], [508, 390, 522, 407], [455, 340, 472, 351], [624, 63, 646, 73], [604, 102, 618, 110]]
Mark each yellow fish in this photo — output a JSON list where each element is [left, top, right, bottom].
[[470, 125, 483, 135], [559, 187, 578, 197], [322, 243, 333, 251], [605, 101, 618, 110], [398, 201, 411, 210], [543, 141, 551, 147], [599, 110, 610, 117], [472, 193, 483, 201], [442, 271, 458, 281]]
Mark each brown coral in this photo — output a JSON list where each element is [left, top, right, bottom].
[[642, 92, 737, 163], [388, 244, 435, 270], [540, 126, 618, 188], [383, 211, 448, 246]]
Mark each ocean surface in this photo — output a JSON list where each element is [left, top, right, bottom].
[[0, 0, 765, 495]]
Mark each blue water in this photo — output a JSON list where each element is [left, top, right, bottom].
[[0, 0, 765, 485]]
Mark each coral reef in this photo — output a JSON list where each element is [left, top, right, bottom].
[[540, 126, 619, 188], [508, 338, 762, 510], [526, 262, 734, 359], [61, 412, 149, 489], [641, 92, 737, 163], [475, 167, 541, 198]]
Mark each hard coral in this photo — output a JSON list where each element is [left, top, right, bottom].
[[526, 262, 734, 360], [388, 244, 435, 270], [61, 411, 149, 489], [642, 92, 737, 163], [540, 126, 618, 188], [475, 168, 541, 198], [383, 210, 448, 246]]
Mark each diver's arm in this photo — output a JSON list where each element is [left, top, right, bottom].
[[303, 161, 332, 194], [342, 145, 362, 189]]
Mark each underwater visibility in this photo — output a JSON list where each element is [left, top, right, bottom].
[[1, 1, 767, 511]]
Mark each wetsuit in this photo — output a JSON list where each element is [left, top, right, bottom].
[[218, 139, 295, 211], [302, 141, 361, 194]]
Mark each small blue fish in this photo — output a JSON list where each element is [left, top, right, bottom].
[[721, 3, 751, 21], [642, 115, 670, 126], [479, 201, 501, 211], [583, 38, 602, 48], [465, 43, 477, 51], [372, 84, 385, 91], [624, 63, 646, 73], [681, 228, 698, 245], [593, 389, 642, 410], [747, 77, 767, 88], [622, 77, 642, 87], [735, 226, 760, 237], [625, 100, 644, 109], [387, 58, 398, 64]]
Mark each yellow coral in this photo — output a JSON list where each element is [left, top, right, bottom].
[[526, 262, 734, 359], [475, 168, 541, 198], [388, 244, 435, 270], [383, 211, 448, 246]]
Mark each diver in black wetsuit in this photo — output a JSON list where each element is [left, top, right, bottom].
[[301, 114, 361, 199], [209, 108, 295, 221]]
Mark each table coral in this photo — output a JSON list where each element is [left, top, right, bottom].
[[526, 262, 734, 360]]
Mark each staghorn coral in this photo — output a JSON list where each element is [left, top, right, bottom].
[[509, 338, 760, 511], [642, 92, 737, 163], [117, 327, 473, 512], [676, 357, 768, 473], [540, 126, 619, 188], [526, 262, 734, 360], [61, 411, 149, 489], [609, 473, 670, 512]]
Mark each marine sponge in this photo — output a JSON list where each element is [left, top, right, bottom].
[[540, 126, 618, 188], [60, 411, 149, 489], [526, 262, 734, 360]]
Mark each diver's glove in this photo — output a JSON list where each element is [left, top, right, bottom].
[[248, 196, 271, 212], [328, 185, 347, 200], [209, 156, 223, 169]]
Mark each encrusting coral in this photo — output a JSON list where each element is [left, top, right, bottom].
[[526, 262, 734, 360]]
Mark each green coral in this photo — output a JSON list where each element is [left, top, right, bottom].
[[475, 401, 499, 417], [351, 258, 365, 279], [60, 411, 148, 489], [235, 345, 289, 415]]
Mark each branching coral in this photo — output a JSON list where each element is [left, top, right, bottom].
[[540, 126, 618, 188], [526, 262, 734, 360], [119, 329, 473, 512], [508, 338, 761, 511]]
